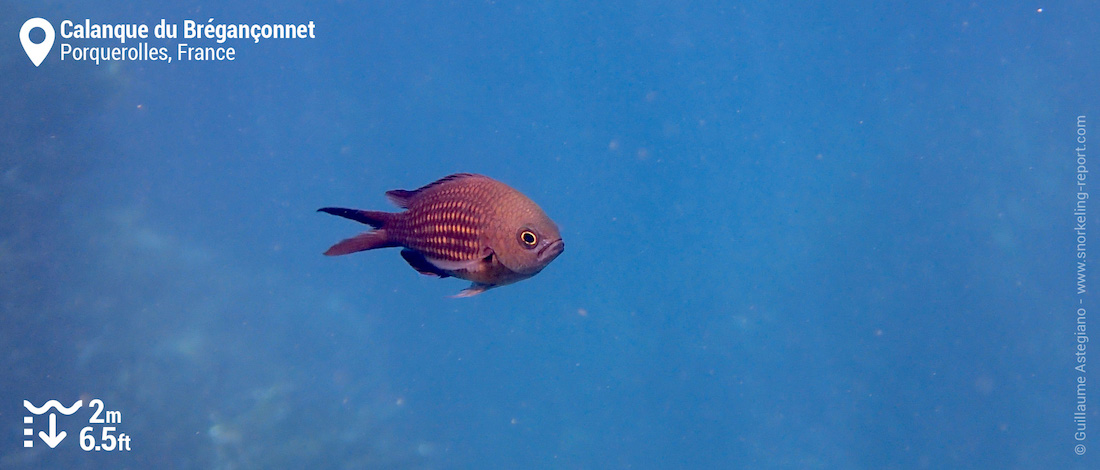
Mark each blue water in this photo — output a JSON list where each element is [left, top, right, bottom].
[[3, 1, 1098, 469]]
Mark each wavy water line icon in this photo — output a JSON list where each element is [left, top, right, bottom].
[[24, 399, 83, 415]]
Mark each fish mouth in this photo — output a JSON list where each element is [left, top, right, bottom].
[[538, 238, 565, 261]]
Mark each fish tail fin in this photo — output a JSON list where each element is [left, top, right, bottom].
[[318, 207, 399, 256], [322, 229, 397, 256], [317, 207, 392, 228]]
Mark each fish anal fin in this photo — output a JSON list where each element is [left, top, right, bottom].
[[417, 249, 487, 273], [400, 249, 451, 278]]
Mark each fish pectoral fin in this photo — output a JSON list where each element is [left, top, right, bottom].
[[450, 283, 494, 298], [465, 246, 495, 273], [400, 249, 450, 278]]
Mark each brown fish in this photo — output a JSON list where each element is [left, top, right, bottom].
[[319, 173, 564, 297]]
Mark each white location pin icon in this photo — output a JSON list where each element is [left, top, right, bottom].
[[20, 18, 55, 67]]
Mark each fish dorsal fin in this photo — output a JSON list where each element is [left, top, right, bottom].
[[385, 173, 482, 208]]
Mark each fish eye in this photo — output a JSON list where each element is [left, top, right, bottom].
[[518, 229, 538, 248]]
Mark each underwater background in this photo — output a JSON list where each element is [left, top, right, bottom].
[[3, 1, 1098, 469]]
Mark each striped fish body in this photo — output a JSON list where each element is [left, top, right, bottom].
[[319, 173, 564, 297]]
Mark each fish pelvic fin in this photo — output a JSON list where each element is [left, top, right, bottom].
[[317, 207, 392, 228], [322, 229, 397, 256], [450, 283, 494, 298]]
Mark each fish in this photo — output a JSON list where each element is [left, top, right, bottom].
[[319, 173, 564, 297]]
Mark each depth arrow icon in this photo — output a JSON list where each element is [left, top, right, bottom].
[[38, 413, 66, 448]]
